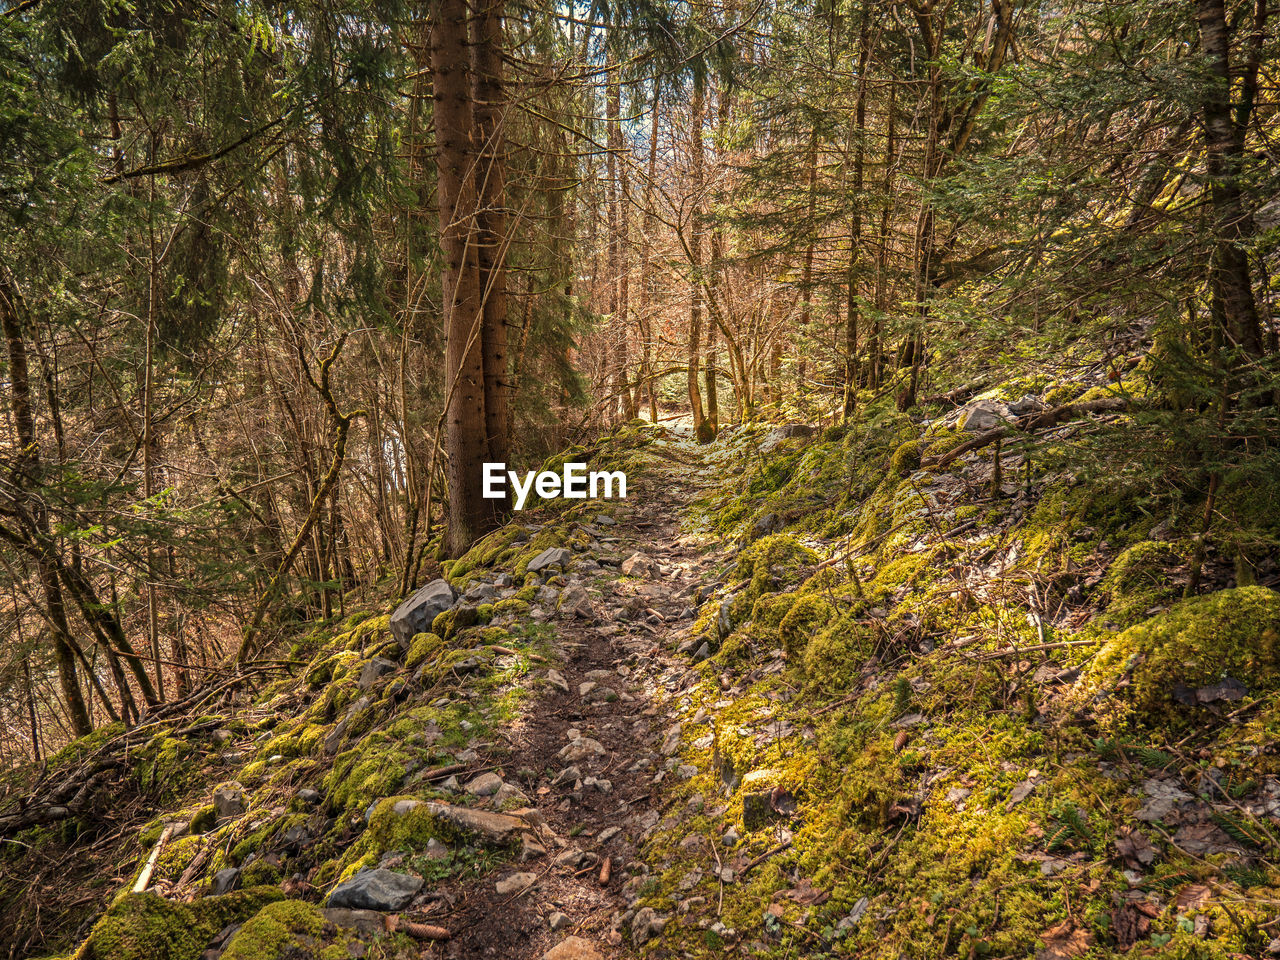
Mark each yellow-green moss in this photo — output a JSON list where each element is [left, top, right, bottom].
[[220, 899, 358, 960], [1081, 586, 1280, 726], [405, 631, 445, 669], [803, 614, 875, 691], [889, 439, 922, 476], [492, 598, 530, 617], [778, 594, 832, 659], [79, 888, 283, 960]]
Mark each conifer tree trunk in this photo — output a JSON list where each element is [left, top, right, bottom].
[[797, 132, 819, 391], [1193, 0, 1263, 357], [638, 84, 662, 422], [844, 4, 871, 418], [689, 79, 710, 441], [473, 0, 513, 469], [432, 0, 491, 556]]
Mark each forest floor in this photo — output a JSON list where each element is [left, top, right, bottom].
[[7, 394, 1280, 960]]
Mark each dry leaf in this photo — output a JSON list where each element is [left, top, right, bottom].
[[1036, 921, 1091, 959]]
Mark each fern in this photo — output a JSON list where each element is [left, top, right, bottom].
[[1212, 811, 1265, 849], [1221, 864, 1270, 889]]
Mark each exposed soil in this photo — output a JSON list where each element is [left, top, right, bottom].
[[404, 435, 719, 958]]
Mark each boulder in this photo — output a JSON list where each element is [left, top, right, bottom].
[[326, 868, 423, 911], [358, 657, 398, 691], [957, 398, 1013, 432], [210, 867, 240, 895], [527, 547, 571, 574], [212, 782, 245, 820], [495, 871, 538, 895], [389, 579, 457, 649]]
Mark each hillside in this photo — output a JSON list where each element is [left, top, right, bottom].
[[4, 379, 1280, 959]]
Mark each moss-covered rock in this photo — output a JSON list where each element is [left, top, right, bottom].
[[79, 888, 282, 960], [405, 631, 445, 669], [1080, 586, 1280, 726], [220, 899, 360, 960], [889, 439, 922, 476], [778, 594, 832, 659], [803, 614, 875, 691]]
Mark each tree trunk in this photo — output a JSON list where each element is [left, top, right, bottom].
[[844, 4, 871, 418], [0, 270, 92, 736], [638, 83, 662, 421], [433, 0, 492, 556], [472, 0, 513, 473], [1193, 0, 1263, 357], [689, 80, 710, 442]]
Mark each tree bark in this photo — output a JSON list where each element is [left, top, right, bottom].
[[433, 0, 493, 556], [472, 0, 513, 474], [1193, 0, 1263, 357], [689, 79, 710, 442]]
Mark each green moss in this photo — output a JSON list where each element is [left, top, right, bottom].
[[889, 439, 922, 476], [778, 594, 832, 660], [405, 632, 445, 669], [239, 859, 282, 887], [492, 598, 530, 617], [220, 899, 359, 960], [803, 614, 875, 691], [1102, 540, 1181, 626], [431, 604, 478, 639], [1081, 586, 1280, 727], [80, 888, 282, 960]]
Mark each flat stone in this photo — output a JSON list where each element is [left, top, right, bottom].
[[558, 738, 607, 763], [578, 681, 597, 697], [528, 547, 571, 574], [424, 801, 527, 843], [558, 585, 594, 620], [548, 911, 572, 932], [466, 772, 504, 796], [547, 669, 570, 693], [326, 868, 423, 911], [661, 723, 682, 756], [495, 871, 538, 895], [542, 936, 604, 960], [211, 867, 240, 895], [621, 553, 659, 578], [296, 788, 321, 805], [389, 579, 456, 648], [320, 909, 386, 937]]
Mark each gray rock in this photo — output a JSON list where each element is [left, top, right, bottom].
[[661, 723, 682, 756], [632, 906, 666, 944], [213, 782, 245, 820], [527, 547, 571, 574], [957, 398, 1012, 432], [389, 579, 456, 648], [495, 871, 538, 895], [466, 772, 504, 796], [716, 597, 735, 641], [324, 696, 371, 756], [758, 424, 815, 454], [358, 657, 398, 691], [296, 788, 321, 805], [558, 737, 607, 763], [751, 513, 781, 539], [547, 669, 570, 693], [548, 911, 572, 932], [326, 868, 424, 911], [464, 582, 501, 603], [558, 585, 594, 620], [211, 867, 240, 895], [320, 909, 386, 937]]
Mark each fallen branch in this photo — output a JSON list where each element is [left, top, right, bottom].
[[741, 839, 792, 878], [927, 397, 1130, 470], [133, 823, 174, 893]]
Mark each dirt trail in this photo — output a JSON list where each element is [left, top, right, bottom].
[[420, 433, 721, 958]]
